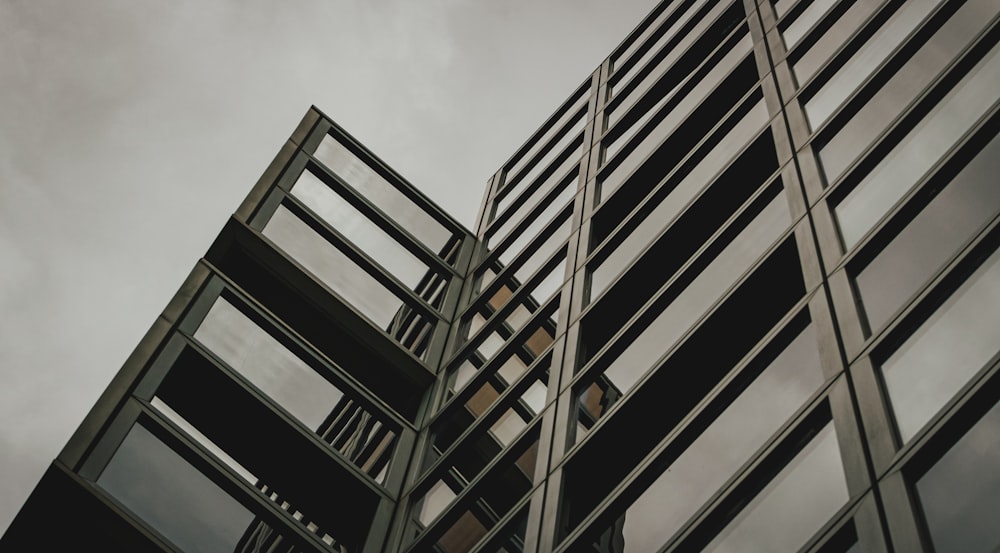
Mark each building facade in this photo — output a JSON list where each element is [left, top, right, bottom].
[[3, 0, 999, 551]]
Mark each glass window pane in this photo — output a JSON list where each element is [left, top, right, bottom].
[[608, 27, 753, 155], [193, 296, 397, 483], [496, 125, 583, 221], [510, 216, 572, 285], [805, 0, 948, 128], [815, 0, 998, 179], [612, 1, 684, 71], [490, 177, 576, 255], [431, 438, 538, 552], [291, 170, 431, 289], [611, 0, 719, 101], [774, 0, 798, 18], [601, 53, 754, 201], [149, 398, 356, 545], [313, 135, 452, 253], [418, 479, 457, 526], [855, 132, 1000, 331], [501, 94, 587, 198], [448, 359, 478, 396], [434, 355, 550, 464], [608, 1, 741, 129], [606, 323, 825, 552], [782, 0, 839, 50], [194, 296, 343, 430], [700, 423, 848, 553], [916, 398, 1000, 553], [480, 210, 572, 297], [835, 40, 1000, 247], [592, 98, 770, 299], [599, 192, 791, 395], [98, 423, 259, 553], [880, 247, 1000, 441], [792, 0, 883, 83], [263, 205, 406, 328]]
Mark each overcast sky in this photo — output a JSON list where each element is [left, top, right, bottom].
[[0, 0, 656, 535]]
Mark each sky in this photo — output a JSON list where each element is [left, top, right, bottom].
[[0, 0, 657, 535]]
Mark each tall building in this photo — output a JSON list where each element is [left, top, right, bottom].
[[3, 0, 999, 551]]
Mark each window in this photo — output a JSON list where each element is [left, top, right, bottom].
[[781, 0, 839, 49], [805, 0, 948, 129], [879, 245, 1000, 442], [599, 56, 757, 203], [263, 205, 407, 328], [291, 169, 433, 290], [194, 296, 344, 430], [791, 0, 883, 83], [834, 39, 1000, 247], [575, 320, 824, 552], [589, 99, 772, 302], [98, 423, 268, 553], [561, 241, 807, 532], [853, 129, 1000, 331], [914, 397, 1000, 553], [313, 134, 453, 253], [698, 423, 847, 553], [816, 0, 998, 182], [583, 189, 791, 398]]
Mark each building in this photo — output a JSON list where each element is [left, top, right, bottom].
[[3, 0, 999, 551]]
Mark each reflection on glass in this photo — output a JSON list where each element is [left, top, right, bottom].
[[434, 355, 550, 465], [476, 329, 507, 361], [152, 398, 257, 483], [427, 383, 546, 483], [700, 423, 847, 553], [263, 205, 405, 328], [496, 124, 583, 221], [805, 0, 947, 128], [291, 170, 430, 289], [855, 132, 1000, 331], [610, 0, 718, 101], [591, 99, 769, 299], [600, 192, 791, 395], [500, 95, 587, 205], [195, 296, 342, 430], [418, 479, 457, 526], [150, 399, 350, 547], [479, 213, 572, 297], [466, 254, 565, 353], [490, 177, 576, 254], [605, 323, 824, 552], [835, 41, 1000, 247], [531, 256, 567, 304], [608, 26, 752, 155], [792, 0, 883, 83], [510, 216, 572, 285], [916, 398, 1000, 553], [613, 0, 707, 77], [815, 0, 996, 178], [313, 135, 452, 253], [773, 0, 797, 18], [194, 297, 397, 483], [782, 0, 838, 49], [448, 359, 479, 396], [880, 248, 1000, 441], [98, 423, 257, 553], [437, 511, 488, 553], [608, 1, 740, 130], [431, 440, 537, 553], [600, 54, 754, 201]]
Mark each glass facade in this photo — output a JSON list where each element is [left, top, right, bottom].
[[5, 2, 999, 553]]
